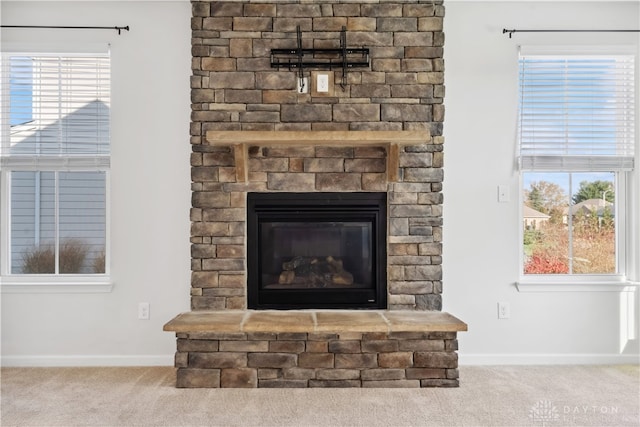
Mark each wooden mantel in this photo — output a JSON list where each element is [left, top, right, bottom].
[[205, 130, 431, 182]]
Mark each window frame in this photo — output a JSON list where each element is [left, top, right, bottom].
[[0, 48, 112, 293], [516, 46, 637, 291]]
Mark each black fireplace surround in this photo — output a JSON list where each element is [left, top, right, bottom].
[[247, 192, 387, 310]]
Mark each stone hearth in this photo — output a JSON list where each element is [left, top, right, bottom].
[[164, 310, 467, 388]]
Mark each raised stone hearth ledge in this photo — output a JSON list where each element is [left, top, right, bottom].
[[164, 311, 466, 388], [164, 310, 466, 334]]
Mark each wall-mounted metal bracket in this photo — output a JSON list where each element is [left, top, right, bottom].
[[270, 26, 369, 91]]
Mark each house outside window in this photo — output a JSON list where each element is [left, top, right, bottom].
[[0, 51, 111, 290], [517, 46, 635, 284]]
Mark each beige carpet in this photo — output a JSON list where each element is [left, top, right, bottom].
[[1, 365, 638, 426]]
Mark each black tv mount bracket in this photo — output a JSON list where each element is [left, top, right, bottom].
[[270, 26, 370, 92]]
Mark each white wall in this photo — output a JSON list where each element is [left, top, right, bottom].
[[1, 1, 192, 365], [443, 1, 640, 363], [1, 1, 638, 366]]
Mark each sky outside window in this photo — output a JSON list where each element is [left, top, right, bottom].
[[9, 57, 33, 126]]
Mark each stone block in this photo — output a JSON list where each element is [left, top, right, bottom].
[[257, 369, 279, 380], [281, 104, 332, 122], [447, 368, 460, 379], [221, 368, 258, 388], [305, 341, 328, 353], [201, 58, 235, 72], [277, 4, 321, 17], [304, 158, 345, 173], [416, 294, 442, 311], [178, 339, 219, 352], [274, 18, 313, 32], [405, 47, 443, 59], [269, 341, 306, 353], [315, 147, 354, 158], [406, 368, 446, 380], [360, 369, 406, 381], [346, 17, 376, 31], [414, 352, 458, 369], [233, 17, 272, 32], [405, 265, 442, 281], [256, 73, 295, 90], [191, 296, 226, 310], [190, 352, 247, 369], [361, 4, 402, 17], [398, 340, 444, 352], [378, 352, 413, 368], [175, 352, 188, 368], [201, 258, 244, 272], [351, 84, 391, 97], [362, 380, 420, 388], [335, 354, 377, 369], [316, 369, 360, 381], [277, 333, 308, 341], [313, 17, 347, 31], [249, 157, 289, 172], [382, 104, 431, 122], [208, 72, 255, 89], [328, 340, 361, 354], [202, 17, 232, 31], [245, 353, 297, 369], [309, 380, 361, 388], [362, 173, 387, 191], [219, 340, 269, 352], [361, 340, 399, 353], [378, 18, 417, 32], [333, 104, 380, 122], [191, 271, 219, 288], [283, 368, 316, 380], [315, 173, 361, 191], [345, 158, 385, 173], [219, 274, 245, 288], [259, 379, 309, 388], [177, 368, 220, 388], [210, 2, 242, 17], [394, 32, 433, 47], [421, 379, 459, 388], [299, 353, 334, 368], [216, 244, 243, 258], [244, 4, 275, 17]]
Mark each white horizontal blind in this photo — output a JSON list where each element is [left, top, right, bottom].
[[1, 53, 110, 168], [518, 52, 635, 171]]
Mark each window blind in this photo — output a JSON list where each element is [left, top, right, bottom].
[[517, 52, 635, 171], [1, 53, 110, 167]]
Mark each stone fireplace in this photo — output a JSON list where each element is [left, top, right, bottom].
[[164, 0, 466, 388]]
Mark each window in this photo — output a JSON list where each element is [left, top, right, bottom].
[[1, 52, 110, 288], [517, 47, 635, 284]]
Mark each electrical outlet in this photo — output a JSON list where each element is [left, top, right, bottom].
[[497, 302, 510, 319], [138, 302, 150, 320], [317, 74, 329, 92], [296, 77, 308, 93]]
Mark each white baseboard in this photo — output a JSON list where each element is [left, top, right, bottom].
[[0, 355, 175, 367], [459, 353, 640, 365]]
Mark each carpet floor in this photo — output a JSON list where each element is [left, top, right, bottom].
[[1, 365, 638, 426]]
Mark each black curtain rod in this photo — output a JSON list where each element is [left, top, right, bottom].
[[1, 25, 130, 35], [503, 29, 640, 39]]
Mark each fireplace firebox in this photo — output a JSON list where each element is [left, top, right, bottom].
[[247, 192, 387, 309]]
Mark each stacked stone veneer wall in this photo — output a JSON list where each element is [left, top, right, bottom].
[[190, 0, 445, 311], [176, 331, 459, 388]]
